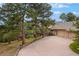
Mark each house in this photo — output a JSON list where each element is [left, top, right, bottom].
[[49, 21, 78, 39]]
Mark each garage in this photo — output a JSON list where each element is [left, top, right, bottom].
[[54, 30, 75, 39], [49, 22, 77, 39]]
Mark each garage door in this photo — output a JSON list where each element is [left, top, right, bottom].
[[57, 31, 66, 37], [56, 30, 75, 39]]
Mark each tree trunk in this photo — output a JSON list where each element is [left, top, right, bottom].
[[7, 39, 11, 44], [20, 19, 25, 45]]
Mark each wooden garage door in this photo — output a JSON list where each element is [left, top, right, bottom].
[[57, 30, 69, 38], [56, 30, 75, 39], [57, 31, 65, 37]]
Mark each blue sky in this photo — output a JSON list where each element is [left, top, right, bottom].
[[50, 3, 79, 21]]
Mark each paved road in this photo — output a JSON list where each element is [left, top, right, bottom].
[[18, 36, 78, 56]]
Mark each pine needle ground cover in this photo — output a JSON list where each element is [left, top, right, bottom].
[[0, 38, 35, 56]]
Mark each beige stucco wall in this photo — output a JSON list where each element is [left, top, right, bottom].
[[52, 30, 75, 39]]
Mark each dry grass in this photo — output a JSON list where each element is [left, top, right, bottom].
[[0, 38, 35, 56]]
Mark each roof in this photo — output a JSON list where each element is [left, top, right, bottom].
[[49, 21, 79, 31]]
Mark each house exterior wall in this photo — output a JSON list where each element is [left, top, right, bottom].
[[52, 30, 75, 39], [68, 32, 75, 39]]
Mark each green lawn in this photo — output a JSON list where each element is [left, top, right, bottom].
[[70, 41, 79, 54]]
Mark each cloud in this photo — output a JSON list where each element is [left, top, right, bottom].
[[72, 11, 79, 15], [54, 11, 63, 14], [54, 11, 79, 15], [72, 11, 77, 14], [51, 3, 69, 8]]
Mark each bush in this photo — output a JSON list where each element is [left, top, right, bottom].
[[0, 30, 19, 43], [69, 41, 79, 54], [26, 34, 34, 38]]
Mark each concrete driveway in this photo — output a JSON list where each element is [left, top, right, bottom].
[[18, 36, 78, 56]]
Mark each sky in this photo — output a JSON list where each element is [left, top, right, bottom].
[[50, 3, 79, 21]]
